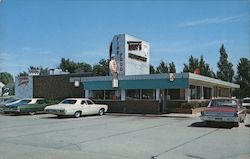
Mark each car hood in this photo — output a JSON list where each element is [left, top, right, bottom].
[[202, 107, 237, 113], [45, 104, 72, 110]]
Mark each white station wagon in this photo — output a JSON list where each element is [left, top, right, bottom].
[[44, 98, 108, 118]]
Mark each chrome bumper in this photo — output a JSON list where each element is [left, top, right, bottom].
[[45, 109, 65, 115], [200, 115, 238, 122]]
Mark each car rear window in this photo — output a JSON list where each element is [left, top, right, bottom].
[[61, 100, 77, 104], [86, 100, 94, 105], [210, 99, 237, 107], [36, 100, 46, 104]]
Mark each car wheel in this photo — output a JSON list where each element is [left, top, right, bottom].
[[99, 109, 104, 116], [29, 112, 35, 115], [74, 111, 81, 118], [57, 115, 63, 118]]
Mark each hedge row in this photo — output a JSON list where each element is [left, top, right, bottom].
[[181, 101, 209, 109]]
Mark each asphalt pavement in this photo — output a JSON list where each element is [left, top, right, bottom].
[[0, 113, 249, 159]]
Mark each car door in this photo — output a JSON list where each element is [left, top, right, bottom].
[[36, 99, 47, 111], [85, 99, 98, 115], [80, 100, 91, 115]]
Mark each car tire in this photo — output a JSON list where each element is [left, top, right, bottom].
[[74, 111, 81, 118], [99, 109, 104, 116], [57, 115, 63, 118]]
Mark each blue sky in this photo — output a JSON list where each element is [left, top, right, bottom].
[[0, 0, 249, 76]]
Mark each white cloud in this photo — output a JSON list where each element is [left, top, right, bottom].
[[179, 15, 242, 27]]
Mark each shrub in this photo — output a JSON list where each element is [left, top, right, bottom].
[[181, 100, 210, 109]]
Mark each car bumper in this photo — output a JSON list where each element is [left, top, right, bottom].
[[45, 109, 66, 115], [200, 116, 239, 122], [3, 109, 20, 113]]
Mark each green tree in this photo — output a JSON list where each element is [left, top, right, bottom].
[[17, 71, 28, 77], [183, 55, 214, 77], [0, 72, 14, 85], [183, 55, 199, 73], [58, 58, 93, 74], [150, 64, 156, 74], [75, 62, 92, 73], [169, 62, 176, 73], [93, 59, 109, 76], [199, 56, 214, 77], [216, 44, 234, 82], [156, 61, 168, 73], [58, 58, 77, 73], [40, 67, 49, 76], [233, 58, 250, 98]]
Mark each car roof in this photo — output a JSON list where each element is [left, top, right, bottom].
[[63, 98, 90, 100], [212, 98, 237, 100], [19, 98, 45, 100], [243, 97, 250, 100], [211, 98, 239, 101]]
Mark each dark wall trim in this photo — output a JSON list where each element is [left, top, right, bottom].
[[33, 75, 84, 100], [94, 100, 160, 114]]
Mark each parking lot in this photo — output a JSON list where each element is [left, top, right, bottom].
[[0, 113, 249, 159]]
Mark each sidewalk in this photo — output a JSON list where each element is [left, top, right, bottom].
[[106, 112, 201, 118]]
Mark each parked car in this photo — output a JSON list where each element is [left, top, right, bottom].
[[242, 97, 250, 108], [200, 98, 247, 127], [2, 98, 48, 115], [0, 98, 18, 111], [44, 98, 108, 118]]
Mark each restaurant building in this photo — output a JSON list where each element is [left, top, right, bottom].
[[69, 34, 239, 114]]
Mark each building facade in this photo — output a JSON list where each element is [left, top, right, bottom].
[[69, 73, 239, 114]]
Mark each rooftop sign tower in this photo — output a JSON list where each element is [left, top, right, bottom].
[[109, 34, 150, 76]]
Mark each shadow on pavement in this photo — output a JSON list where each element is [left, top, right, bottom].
[[40, 116, 72, 119], [40, 114, 99, 119], [106, 113, 190, 119], [189, 121, 234, 129]]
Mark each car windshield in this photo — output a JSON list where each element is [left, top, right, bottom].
[[243, 99, 250, 103], [18, 100, 32, 105], [7, 100, 32, 106], [60, 99, 77, 104], [210, 99, 237, 107]]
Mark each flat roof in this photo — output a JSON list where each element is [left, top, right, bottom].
[[70, 73, 239, 90]]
